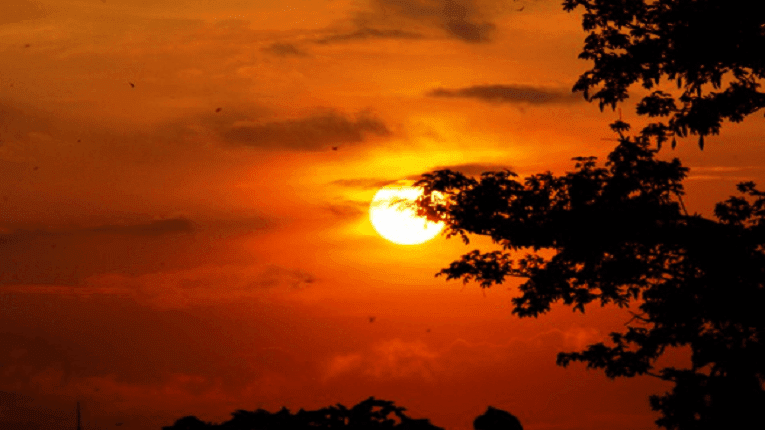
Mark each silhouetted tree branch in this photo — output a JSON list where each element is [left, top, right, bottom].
[[415, 137, 765, 430], [564, 0, 765, 149]]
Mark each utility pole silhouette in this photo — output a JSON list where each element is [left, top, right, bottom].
[[76, 401, 82, 430]]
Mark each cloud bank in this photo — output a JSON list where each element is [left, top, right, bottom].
[[369, 0, 498, 43], [427, 84, 582, 104], [225, 112, 391, 151]]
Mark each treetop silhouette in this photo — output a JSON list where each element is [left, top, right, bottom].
[[473, 406, 523, 430], [163, 397, 445, 430], [564, 0, 765, 148]]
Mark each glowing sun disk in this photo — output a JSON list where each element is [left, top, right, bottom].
[[369, 185, 444, 245]]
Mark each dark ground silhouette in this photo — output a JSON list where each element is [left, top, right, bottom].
[[163, 397, 456, 430], [163, 398, 524, 430]]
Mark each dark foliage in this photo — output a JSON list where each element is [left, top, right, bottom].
[[162, 397, 444, 430], [414, 138, 765, 430], [563, 0, 765, 148]]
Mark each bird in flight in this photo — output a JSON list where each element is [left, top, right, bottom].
[[128, 82, 135, 88], [215, 107, 222, 113], [369, 316, 375, 323], [331, 146, 338, 151]]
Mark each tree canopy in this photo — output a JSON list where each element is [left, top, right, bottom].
[[414, 138, 765, 429], [410, 2, 765, 427], [162, 397, 445, 430], [563, 0, 765, 148]]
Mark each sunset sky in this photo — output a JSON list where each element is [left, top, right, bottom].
[[2, 1, 764, 429]]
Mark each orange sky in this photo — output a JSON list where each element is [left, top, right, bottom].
[[1, 1, 764, 430]]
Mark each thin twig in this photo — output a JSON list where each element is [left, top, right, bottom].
[[675, 191, 689, 216]]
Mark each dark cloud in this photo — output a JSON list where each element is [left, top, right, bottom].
[[418, 162, 515, 177], [367, 0, 497, 43], [329, 164, 514, 194], [225, 112, 391, 151], [87, 218, 195, 236], [0, 218, 195, 247], [261, 43, 308, 56], [315, 28, 425, 44], [443, 20, 495, 42], [323, 201, 370, 219], [427, 84, 582, 104], [330, 178, 399, 190], [250, 266, 316, 290], [0, 218, 198, 285]]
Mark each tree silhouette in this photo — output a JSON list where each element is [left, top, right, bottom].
[[163, 397, 445, 430], [563, 0, 765, 148], [414, 137, 765, 430], [473, 406, 523, 430]]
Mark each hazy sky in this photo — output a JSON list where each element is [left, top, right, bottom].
[[1, 1, 764, 429]]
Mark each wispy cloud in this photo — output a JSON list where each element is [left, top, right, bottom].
[[323, 201, 370, 220], [329, 164, 515, 191], [87, 218, 195, 236], [686, 166, 759, 182], [322, 327, 604, 382], [323, 339, 439, 381], [0, 218, 195, 246], [315, 27, 425, 44], [367, 0, 498, 43], [427, 84, 582, 105], [1, 263, 317, 308], [261, 42, 308, 57], [330, 178, 399, 190], [225, 111, 391, 151]]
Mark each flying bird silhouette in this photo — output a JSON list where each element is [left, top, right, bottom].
[[517, 6, 525, 11], [128, 82, 135, 88], [215, 107, 222, 112], [369, 316, 375, 323], [332, 146, 338, 151]]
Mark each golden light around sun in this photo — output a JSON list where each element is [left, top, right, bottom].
[[369, 183, 444, 245]]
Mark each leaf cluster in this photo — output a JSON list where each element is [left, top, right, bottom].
[[563, 0, 765, 148], [415, 138, 765, 429]]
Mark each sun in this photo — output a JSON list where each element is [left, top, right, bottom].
[[369, 183, 444, 245]]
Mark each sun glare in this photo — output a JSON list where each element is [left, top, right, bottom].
[[369, 184, 444, 245]]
